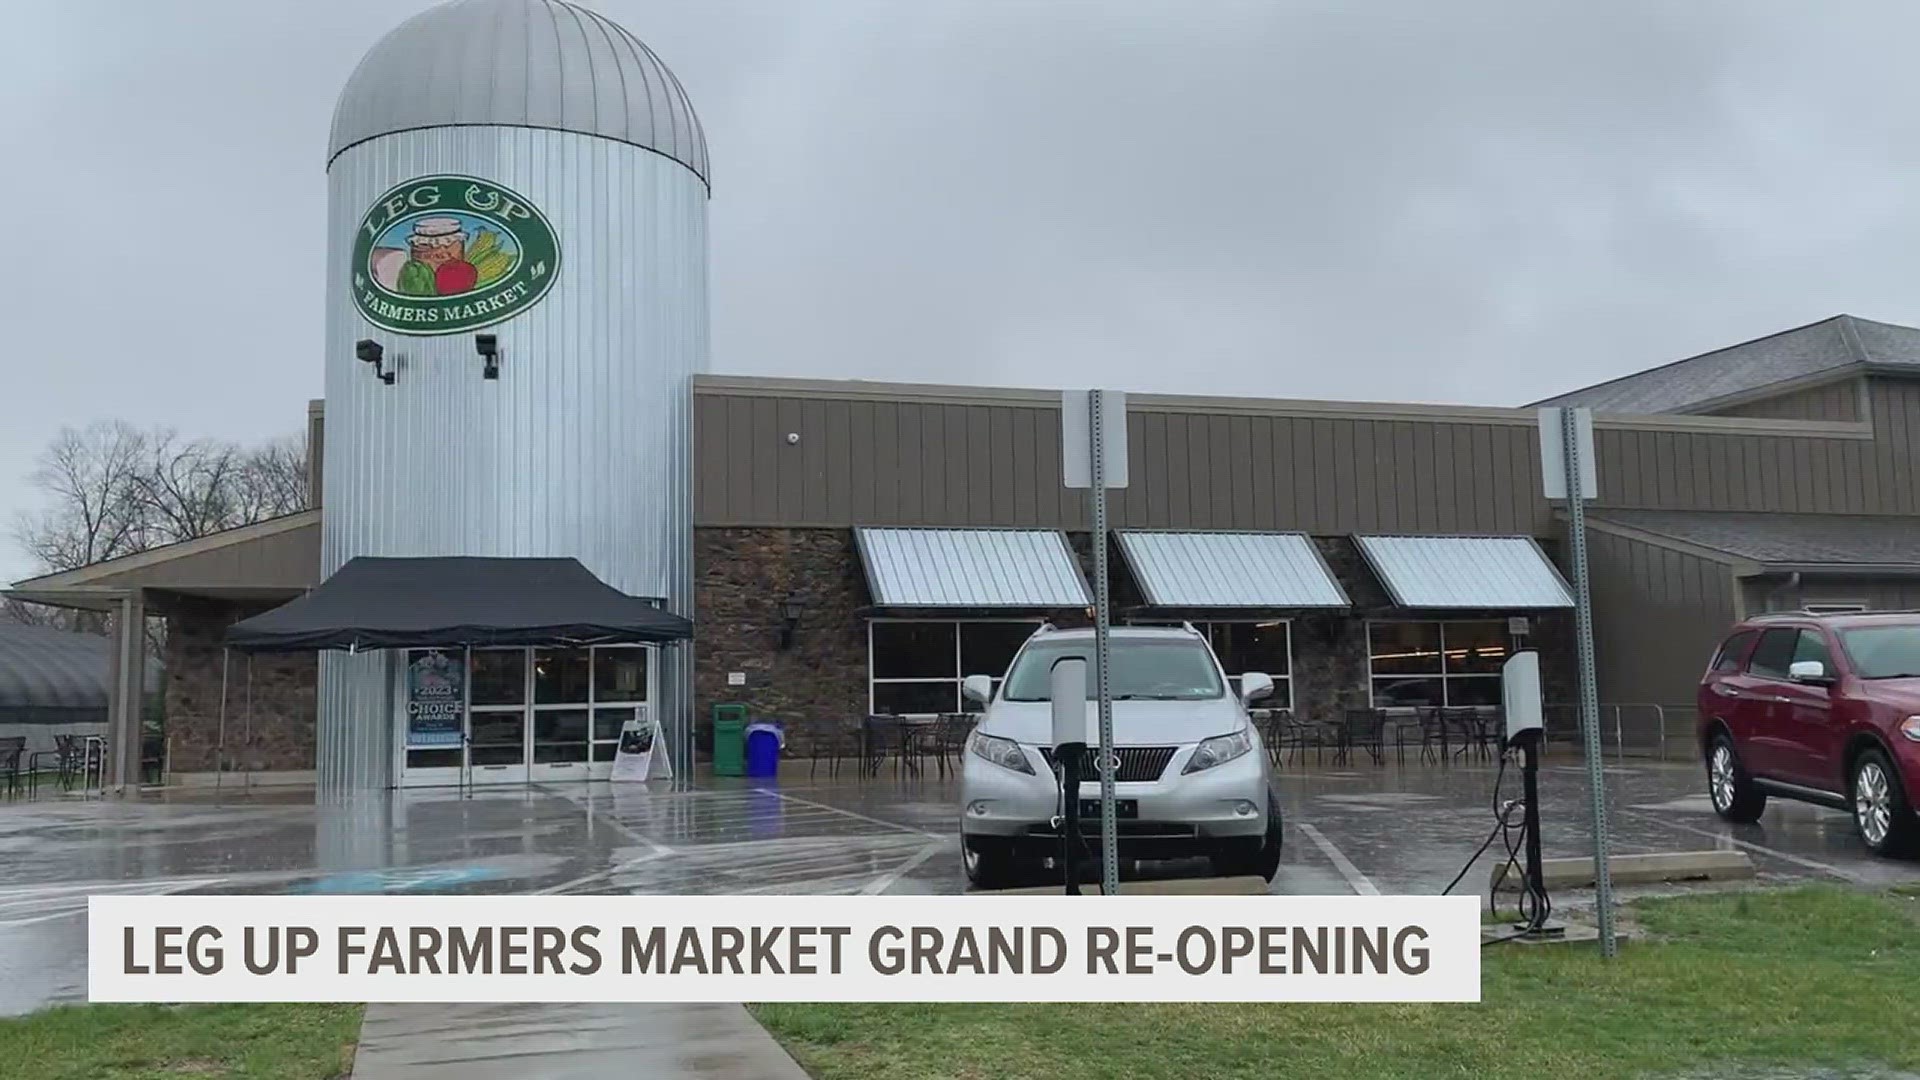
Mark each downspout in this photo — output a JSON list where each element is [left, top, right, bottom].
[[1765, 571, 1802, 613]]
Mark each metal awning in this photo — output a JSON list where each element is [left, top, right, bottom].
[[1115, 531, 1348, 608], [854, 527, 1091, 608], [1355, 535, 1573, 609]]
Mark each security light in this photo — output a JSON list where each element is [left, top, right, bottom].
[[355, 339, 393, 385], [779, 595, 802, 650], [475, 334, 499, 379]]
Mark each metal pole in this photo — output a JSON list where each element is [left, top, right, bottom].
[[1089, 390, 1119, 896], [244, 656, 255, 791], [1561, 408, 1617, 957], [216, 648, 229, 797]]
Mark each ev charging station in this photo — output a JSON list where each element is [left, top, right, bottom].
[[1050, 656, 1090, 895], [1501, 649, 1561, 938]]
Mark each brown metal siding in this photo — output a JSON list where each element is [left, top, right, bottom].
[[1586, 529, 1735, 707], [90, 520, 322, 593], [1745, 574, 1920, 613], [693, 375, 1920, 530], [1709, 378, 1862, 422]]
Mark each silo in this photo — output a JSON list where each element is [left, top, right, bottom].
[[318, 0, 708, 794]]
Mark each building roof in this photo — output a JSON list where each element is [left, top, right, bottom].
[[1354, 535, 1574, 609], [1587, 509, 1920, 570], [854, 528, 1091, 609], [1115, 531, 1348, 609], [0, 623, 114, 711], [1531, 315, 1920, 415], [328, 0, 709, 185]]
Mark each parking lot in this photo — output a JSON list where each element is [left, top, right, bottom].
[[2, 749, 1917, 1015]]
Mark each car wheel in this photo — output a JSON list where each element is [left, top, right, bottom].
[[962, 837, 1017, 890], [1210, 795, 1283, 883], [1707, 735, 1766, 823], [1850, 749, 1920, 858]]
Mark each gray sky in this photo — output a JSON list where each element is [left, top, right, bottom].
[[6, 1, 1920, 582]]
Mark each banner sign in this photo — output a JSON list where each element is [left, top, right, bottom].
[[90, 895, 1479, 1003], [405, 651, 464, 748]]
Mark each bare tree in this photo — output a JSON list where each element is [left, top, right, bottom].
[[12, 421, 151, 573]]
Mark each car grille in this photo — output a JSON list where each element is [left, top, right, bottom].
[[1037, 746, 1178, 783]]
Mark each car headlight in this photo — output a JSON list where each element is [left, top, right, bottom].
[[1901, 716, 1920, 743], [968, 732, 1035, 775], [1183, 728, 1254, 774]]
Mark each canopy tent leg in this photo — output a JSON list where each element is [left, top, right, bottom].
[[215, 648, 229, 797], [244, 655, 255, 792]]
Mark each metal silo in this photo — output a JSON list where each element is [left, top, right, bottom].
[[319, 0, 709, 794]]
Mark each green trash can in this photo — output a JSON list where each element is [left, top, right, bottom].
[[711, 704, 749, 777]]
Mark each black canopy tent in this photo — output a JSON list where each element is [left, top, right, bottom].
[[223, 556, 692, 652], [210, 557, 691, 790]]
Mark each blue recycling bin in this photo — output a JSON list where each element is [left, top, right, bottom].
[[745, 723, 784, 778]]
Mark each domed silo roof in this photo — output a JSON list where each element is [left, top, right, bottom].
[[328, 0, 708, 187]]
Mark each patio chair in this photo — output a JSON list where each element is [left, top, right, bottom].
[[1341, 709, 1388, 766], [927, 713, 976, 778], [1442, 708, 1484, 761], [0, 737, 22, 799], [28, 734, 88, 793], [1414, 707, 1447, 765], [809, 716, 865, 778]]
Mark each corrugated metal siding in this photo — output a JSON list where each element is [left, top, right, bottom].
[[1744, 573, 1920, 614], [1586, 530, 1735, 707], [322, 126, 707, 792], [695, 396, 1547, 534], [1355, 535, 1574, 609], [693, 377, 1920, 530], [854, 528, 1090, 608], [1706, 378, 1862, 422], [1115, 531, 1348, 608]]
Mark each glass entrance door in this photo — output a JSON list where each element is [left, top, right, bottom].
[[396, 645, 650, 787], [466, 649, 530, 784]]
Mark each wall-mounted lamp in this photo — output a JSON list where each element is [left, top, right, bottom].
[[475, 333, 499, 379], [779, 594, 803, 650], [355, 338, 393, 385]]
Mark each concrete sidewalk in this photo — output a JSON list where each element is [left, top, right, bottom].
[[349, 1002, 811, 1078]]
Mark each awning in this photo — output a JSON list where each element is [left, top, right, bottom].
[[1355, 535, 1573, 609], [223, 556, 692, 653], [854, 527, 1091, 609], [1116, 530, 1348, 608]]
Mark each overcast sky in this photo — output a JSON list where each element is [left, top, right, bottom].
[[5, 1, 1920, 582]]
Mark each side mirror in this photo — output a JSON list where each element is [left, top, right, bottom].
[[1789, 660, 1833, 684], [1239, 672, 1275, 702], [961, 675, 995, 705]]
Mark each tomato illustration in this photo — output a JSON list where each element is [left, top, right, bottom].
[[435, 260, 479, 295]]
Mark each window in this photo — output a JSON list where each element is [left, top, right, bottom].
[[1839, 625, 1920, 679], [1791, 629, 1832, 672], [1367, 621, 1508, 708], [401, 646, 650, 774], [1747, 628, 1799, 680], [1129, 621, 1292, 707], [1712, 630, 1757, 673], [1002, 637, 1225, 701], [868, 620, 1039, 715]]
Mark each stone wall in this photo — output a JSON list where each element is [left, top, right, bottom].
[[691, 527, 1581, 754], [162, 595, 316, 772]]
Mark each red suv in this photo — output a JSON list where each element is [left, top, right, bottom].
[[1698, 610, 1920, 857]]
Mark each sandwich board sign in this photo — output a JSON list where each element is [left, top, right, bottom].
[[610, 708, 673, 782]]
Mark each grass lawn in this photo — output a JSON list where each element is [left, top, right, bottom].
[[0, 1003, 363, 1080], [754, 886, 1920, 1080]]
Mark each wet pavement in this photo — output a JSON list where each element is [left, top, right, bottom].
[[2, 748, 1917, 1014]]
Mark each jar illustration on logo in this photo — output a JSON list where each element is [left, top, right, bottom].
[[352, 175, 559, 335]]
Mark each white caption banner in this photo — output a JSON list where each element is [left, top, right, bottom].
[[90, 894, 1480, 1003]]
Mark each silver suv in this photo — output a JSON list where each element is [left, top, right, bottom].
[[957, 624, 1282, 888]]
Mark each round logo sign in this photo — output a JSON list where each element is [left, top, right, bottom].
[[350, 175, 560, 336]]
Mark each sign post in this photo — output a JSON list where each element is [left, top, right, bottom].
[[1063, 389, 1128, 897], [1538, 406, 1615, 957]]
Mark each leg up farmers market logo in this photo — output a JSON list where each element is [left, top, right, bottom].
[[351, 175, 560, 335]]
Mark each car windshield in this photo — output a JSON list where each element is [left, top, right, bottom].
[[1838, 625, 1920, 679], [1000, 638, 1225, 701]]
